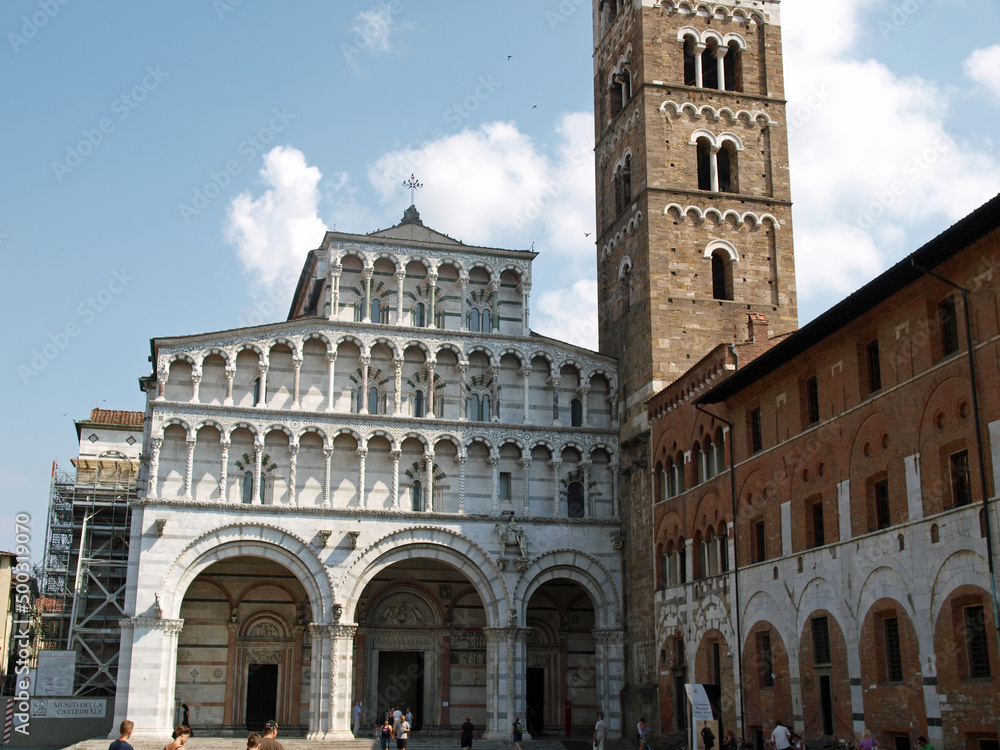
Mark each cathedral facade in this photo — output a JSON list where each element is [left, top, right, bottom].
[[112, 214, 624, 738]]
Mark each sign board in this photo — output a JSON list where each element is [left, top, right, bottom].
[[684, 684, 714, 720], [35, 651, 76, 697], [685, 684, 719, 750], [31, 698, 106, 719]]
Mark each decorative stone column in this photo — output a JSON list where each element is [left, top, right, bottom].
[[326, 352, 337, 412], [520, 282, 531, 335], [395, 270, 406, 325], [694, 41, 707, 88], [147, 437, 162, 498], [424, 451, 435, 512], [288, 443, 298, 506], [257, 363, 269, 408], [550, 375, 561, 426], [307, 624, 332, 738], [582, 459, 592, 518], [190, 368, 202, 404], [357, 446, 368, 510], [550, 458, 563, 517], [520, 366, 532, 423], [291, 356, 302, 410], [328, 263, 342, 321], [156, 367, 166, 400], [427, 268, 438, 328], [390, 449, 401, 508], [362, 267, 373, 322], [253, 439, 264, 504], [224, 365, 235, 406], [489, 279, 500, 331], [592, 629, 626, 735], [359, 355, 371, 414], [482, 627, 511, 739], [489, 451, 500, 516], [520, 457, 532, 516], [219, 439, 230, 502], [714, 45, 727, 91], [323, 447, 333, 508], [458, 455, 467, 514], [393, 358, 403, 416], [110, 617, 184, 739], [184, 438, 196, 499], [426, 360, 436, 418], [458, 361, 469, 420], [579, 385, 591, 426], [327, 625, 359, 740], [459, 274, 469, 331]]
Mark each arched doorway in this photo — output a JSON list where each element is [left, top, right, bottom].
[[525, 580, 596, 736], [355, 559, 487, 731], [176, 556, 312, 734]]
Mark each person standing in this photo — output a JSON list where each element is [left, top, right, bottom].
[[594, 712, 608, 750], [109, 720, 134, 750], [405, 708, 413, 728], [859, 731, 878, 750], [353, 701, 363, 736], [917, 737, 935, 750], [258, 721, 284, 750], [392, 706, 403, 737], [397, 716, 411, 750], [181, 705, 193, 737], [163, 725, 191, 750], [771, 721, 791, 750], [379, 719, 395, 750], [460, 716, 476, 749], [637, 718, 651, 750], [511, 716, 524, 750], [702, 724, 716, 750]]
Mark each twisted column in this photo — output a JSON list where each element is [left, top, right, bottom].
[[390, 449, 401, 508], [148, 436, 162, 497], [184, 438, 196, 499], [521, 456, 532, 516], [428, 269, 438, 328], [424, 450, 435, 512], [288, 443, 298, 506], [358, 355, 370, 414], [459, 274, 469, 331], [395, 270, 406, 325], [550, 458, 563, 517], [328, 263, 342, 321], [219, 439, 230, 502], [458, 361, 469, 421], [550, 375, 561, 425], [458, 455, 467, 514], [326, 352, 337, 411], [322, 447, 333, 508], [393, 358, 403, 416], [426, 360, 436, 418], [489, 451, 500, 516], [253, 439, 264, 504], [520, 366, 532, 423], [291, 357, 302, 410], [357, 446, 368, 509], [579, 385, 591, 426]]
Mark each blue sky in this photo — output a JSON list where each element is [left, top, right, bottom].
[[2, 0, 999, 555]]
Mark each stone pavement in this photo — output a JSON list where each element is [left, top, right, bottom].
[[61, 735, 634, 750]]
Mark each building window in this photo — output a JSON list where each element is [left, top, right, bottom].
[[939, 295, 960, 356], [712, 251, 733, 301], [719, 527, 729, 572], [759, 632, 774, 688], [499, 471, 512, 501], [567, 481, 585, 518], [481, 308, 492, 332], [678, 539, 687, 583], [811, 616, 832, 666], [874, 479, 891, 530], [951, 450, 972, 507], [481, 395, 491, 421], [368, 386, 381, 415], [435, 308, 446, 328], [252, 377, 261, 406], [571, 398, 583, 427], [241, 471, 253, 504], [415, 302, 426, 328], [752, 519, 766, 563], [717, 143, 738, 193], [750, 407, 763, 453], [882, 616, 903, 683], [469, 308, 481, 332], [693, 444, 704, 485], [683, 37, 698, 86], [411, 481, 422, 512], [810, 500, 825, 547], [724, 42, 743, 92], [370, 298, 381, 323], [866, 339, 882, 393], [806, 376, 820, 425], [965, 605, 991, 679], [711, 641, 722, 685], [697, 138, 712, 191], [413, 390, 425, 418]]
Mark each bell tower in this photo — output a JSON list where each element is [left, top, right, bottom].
[[593, 0, 798, 729]]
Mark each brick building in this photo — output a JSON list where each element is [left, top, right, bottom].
[[648, 193, 1000, 747]]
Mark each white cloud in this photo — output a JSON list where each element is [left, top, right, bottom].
[[224, 146, 327, 296], [367, 113, 596, 258], [343, 3, 409, 72], [532, 278, 599, 349], [964, 44, 1000, 104], [781, 2, 1000, 313]]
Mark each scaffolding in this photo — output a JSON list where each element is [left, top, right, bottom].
[[40, 454, 138, 696]]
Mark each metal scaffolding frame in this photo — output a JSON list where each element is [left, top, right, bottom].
[[40, 455, 137, 696]]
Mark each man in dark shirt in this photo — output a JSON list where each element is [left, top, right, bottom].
[[460, 716, 475, 748], [108, 720, 134, 750], [259, 721, 285, 750]]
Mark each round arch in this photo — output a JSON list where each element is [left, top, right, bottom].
[[514, 549, 621, 629]]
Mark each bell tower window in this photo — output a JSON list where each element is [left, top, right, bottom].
[[697, 139, 713, 191]]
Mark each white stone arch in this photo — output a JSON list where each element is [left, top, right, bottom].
[[400, 431, 430, 451], [497, 346, 525, 367], [157, 418, 192, 439], [677, 25, 702, 44], [365, 429, 398, 451], [262, 423, 294, 441], [589, 442, 615, 460], [302, 331, 334, 354], [330, 426, 363, 446], [434, 342, 463, 360], [268, 336, 300, 359], [528, 438, 556, 455], [432, 433, 463, 456], [722, 32, 747, 50], [618, 256, 633, 280], [741, 589, 790, 642], [464, 434, 494, 452], [558, 358, 584, 377], [297, 426, 330, 449], [717, 131, 745, 151], [370, 336, 401, 360], [930, 549, 990, 619], [795, 576, 853, 638], [514, 549, 621, 629], [166, 352, 196, 368], [234, 342, 265, 359], [704, 239, 740, 263], [193, 418, 225, 436], [334, 333, 366, 352], [371, 250, 402, 272], [527, 351, 554, 369], [158, 522, 334, 623], [400, 339, 433, 360], [466, 344, 498, 368], [339, 526, 508, 625], [856, 564, 917, 624], [336, 247, 367, 266], [701, 29, 724, 47], [226, 421, 260, 442], [498, 437, 526, 457], [612, 147, 633, 173], [694, 594, 736, 647], [198, 348, 232, 368]]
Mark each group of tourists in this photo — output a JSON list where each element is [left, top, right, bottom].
[[107, 717, 287, 750]]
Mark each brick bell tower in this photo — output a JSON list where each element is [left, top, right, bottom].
[[592, 0, 798, 730]]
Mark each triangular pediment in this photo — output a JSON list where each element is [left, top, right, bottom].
[[369, 222, 464, 245]]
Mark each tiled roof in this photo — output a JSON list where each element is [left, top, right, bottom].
[[81, 409, 144, 427]]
